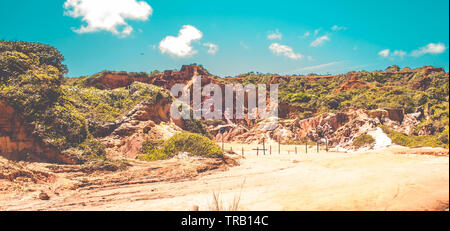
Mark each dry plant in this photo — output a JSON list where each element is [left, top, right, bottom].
[[209, 178, 246, 211]]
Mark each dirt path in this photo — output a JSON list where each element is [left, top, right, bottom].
[[1, 146, 448, 211]]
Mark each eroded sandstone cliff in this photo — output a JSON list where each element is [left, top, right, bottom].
[[0, 100, 78, 163]]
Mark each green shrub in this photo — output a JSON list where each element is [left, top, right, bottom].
[[78, 138, 108, 160], [63, 82, 172, 126], [380, 125, 448, 148], [138, 132, 224, 161], [138, 149, 171, 161], [163, 132, 223, 158], [352, 134, 375, 148], [39, 100, 89, 149], [141, 139, 164, 152], [283, 92, 312, 103], [439, 126, 449, 144], [183, 119, 212, 138]]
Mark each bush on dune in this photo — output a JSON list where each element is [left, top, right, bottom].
[[138, 132, 224, 161], [352, 134, 375, 148]]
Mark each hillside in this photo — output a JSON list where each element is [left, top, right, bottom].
[[68, 60, 449, 150], [1, 41, 449, 164]]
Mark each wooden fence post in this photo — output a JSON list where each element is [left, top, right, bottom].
[[263, 140, 266, 155], [278, 141, 281, 155]]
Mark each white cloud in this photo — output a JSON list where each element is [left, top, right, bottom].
[[63, 0, 152, 37], [267, 29, 282, 40], [203, 43, 219, 55], [299, 31, 310, 39], [411, 43, 447, 57], [379, 43, 446, 59], [331, 25, 346, 31], [379, 49, 406, 59], [378, 49, 390, 57], [269, 43, 303, 60], [314, 29, 320, 36], [159, 25, 203, 58], [392, 50, 406, 59], [310, 35, 330, 47], [294, 61, 342, 72]]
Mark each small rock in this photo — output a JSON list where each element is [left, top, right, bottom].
[[39, 192, 50, 200]]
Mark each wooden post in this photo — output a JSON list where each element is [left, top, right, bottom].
[[295, 146, 297, 155], [263, 140, 266, 155], [270, 146, 272, 155], [257, 148, 259, 156], [317, 141, 319, 153], [278, 141, 281, 155], [326, 138, 328, 152], [305, 143, 307, 155], [242, 147, 244, 156]]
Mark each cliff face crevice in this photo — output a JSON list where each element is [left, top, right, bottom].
[[0, 100, 76, 164]]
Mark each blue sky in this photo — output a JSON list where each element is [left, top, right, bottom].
[[1, 0, 448, 77]]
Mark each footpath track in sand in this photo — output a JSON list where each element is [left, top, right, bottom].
[[0, 145, 448, 211]]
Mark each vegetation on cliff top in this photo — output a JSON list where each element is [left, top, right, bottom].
[[66, 70, 162, 89]]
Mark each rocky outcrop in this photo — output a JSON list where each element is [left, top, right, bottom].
[[100, 97, 183, 159], [213, 107, 421, 151], [296, 112, 350, 139], [296, 108, 422, 150], [213, 118, 297, 144], [98, 74, 151, 89], [410, 76, 432, 91], [278, 103, 312, 119], [335, 72, 374, 93], [0, 100, 78, 164], [93, 65, 220, 90]]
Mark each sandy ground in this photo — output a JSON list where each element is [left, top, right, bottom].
[[0, 144, 448, 211]]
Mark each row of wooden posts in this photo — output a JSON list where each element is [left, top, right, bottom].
[[225, 139, 328, 156]]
